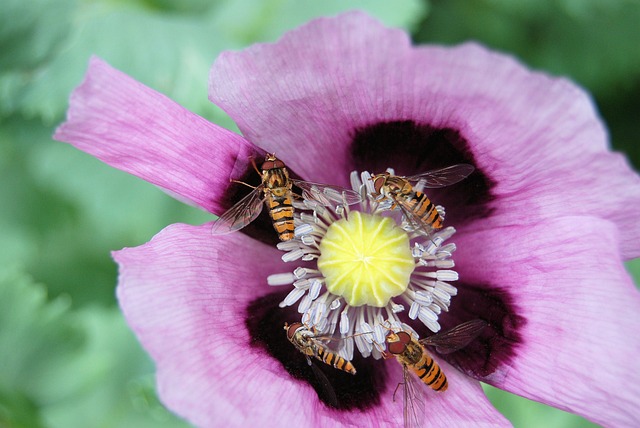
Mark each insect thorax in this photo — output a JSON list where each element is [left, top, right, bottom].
[[290, 331, 315, 355], [398, 341, 424, 366], [262, 168, 290, 190], [384, 176, 412, 195]]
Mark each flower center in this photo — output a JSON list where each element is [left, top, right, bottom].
[[317, 211, 415, 307]]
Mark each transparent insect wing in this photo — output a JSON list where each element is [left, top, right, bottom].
[[292, 179, 363, 206], [405, 164, 475, 189], [210, 186, 265, 235], [402, 364, 427, 428], [308, 357, 339, 408], [419, 319, 487, 354]]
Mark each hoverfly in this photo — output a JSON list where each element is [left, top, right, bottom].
[[212, 154, 361, 241], [370, 164, 474, 236], [284, 321, 357, 408], [383, 319, 487, 428], [284, 322, 357, 375]]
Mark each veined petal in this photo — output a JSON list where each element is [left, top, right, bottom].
[[209, 12, 605, 185], [55, 57, 260, 215], [114, 224, 292, 427], [451, 217, 640, 427], [209, 12, 639, 257], [485, 151, 640, 260], [370, 360, 510, 427], [114, 223, 508, 427]]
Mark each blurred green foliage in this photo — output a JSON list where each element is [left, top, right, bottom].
[[0, 0, 637, 427]]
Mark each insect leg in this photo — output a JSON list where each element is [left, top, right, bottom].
[[230, 179, 258, 189]]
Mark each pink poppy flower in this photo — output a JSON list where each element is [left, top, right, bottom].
[[54, 11, 640, 428]]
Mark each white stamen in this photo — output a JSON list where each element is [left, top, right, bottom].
[[429, 303, 442, 314], [436, 281, 458, 295], [391, 303, 404, 313], [361, 171, 375, 194], [440, 243, 457, 254], [280, 288, 305, 307], [432, 287, 452, 302], [309, 279, 322, 300], [414, 290, 433, 305], [373, 323, 386, 344], [277, 241, 300, 251], [341, 336, 354, 361], [419, 307, 438, 322], [315, 316, 328, 332], [298, 295, 312, 313], [301, 235, 316, 246], [412, 243, 425, 258], [355, 333, 372, 357], [293, 267, 308, 279], [267, 273, 296, 286], [295, 223, 314, 237], [421, 318, 441, 333], [293, 279, 310, 289], [408, 301, 419, 319], [282, 249, 305, 262], [438, 227, 456, 241], [313, 302, 327, 326], [371, 346, 382, 360], [360, 322, 374, 344], [340, 310, 350, 334], [300, 213, 317, 224], [330, 299, 341, 310], [436, 270, 459, 281]]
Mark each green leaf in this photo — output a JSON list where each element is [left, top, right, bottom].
[[1, 0, 427, 123], [1, 3, 237, 125], [626, 258, 640, 287], [0, 269, 82, 417], [209, 0, 427, 44], [0, 0, 76, 72], [483, 384, 600, 428], [0, 268, 189, 427], [1, 115, 211, 307], [0, 386, 46, 428], [42, 308, 190, 428]]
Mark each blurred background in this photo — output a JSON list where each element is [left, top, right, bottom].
[[1, 0, 638, 426]]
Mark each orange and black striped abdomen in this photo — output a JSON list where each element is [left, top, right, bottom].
[[412, 352, 448, 391], [401, 191, 443, 230], [266, 193, 294, 241], [317, 347, 356, 375]]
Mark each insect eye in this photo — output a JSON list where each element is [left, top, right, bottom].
[[261, 160, 285, 170], [386, 340, 406, 354], [396, 331, 412, 345], [372, 176, 384, 193], [286, 322, 302, 340]]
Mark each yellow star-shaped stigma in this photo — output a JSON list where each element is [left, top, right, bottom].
[[317, 212, 415, 307]]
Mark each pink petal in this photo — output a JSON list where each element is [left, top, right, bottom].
[[209, 11, 604, 182], [453, 217, 640, 427], [114, 223, 508, 427], [372, 359, 511, 427], [55, 57, 259, 215], [472, 146, 640, 261], [209, 12, 640, 257]]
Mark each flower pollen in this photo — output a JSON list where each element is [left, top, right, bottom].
[[318, 211, 414, 307]]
